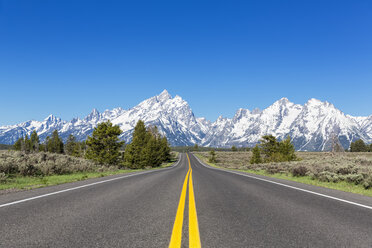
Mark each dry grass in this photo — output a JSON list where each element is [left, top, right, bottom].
[[0, 150, 178, 191], [0, 150, 108, 176], [195, 151, 372, 191]]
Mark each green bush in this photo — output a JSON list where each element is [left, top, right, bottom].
[[344, 174, 364, 185], [362, 177, 372, 189]]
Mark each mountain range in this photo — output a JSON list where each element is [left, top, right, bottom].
[[1, 90, 371, 151]]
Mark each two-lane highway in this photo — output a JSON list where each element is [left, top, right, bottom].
[[1, 153, 372, 247]]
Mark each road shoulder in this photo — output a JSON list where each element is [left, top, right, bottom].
[[192, 153, 372, 209]]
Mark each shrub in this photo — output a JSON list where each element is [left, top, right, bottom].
[[336, 165, 354, 175], [344, 174, 364, 185], [19, 162, 41, 176], [0, 172, 7, 183], [362, 177, 372, 189], [266, 164, 281, 174], [0, 150, 102, 178], [292, 166, 308, 177]]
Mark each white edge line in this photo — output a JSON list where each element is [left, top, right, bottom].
[[0, 155, 182, 208], [192, 153, 372, 211]]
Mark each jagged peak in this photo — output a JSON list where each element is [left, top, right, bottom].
[[85, 108, 101, 121], [251, 108, 261, 114], [44, 114, 59, 122], [91, 108, 99, 114], [157, 89, 172, 101], [272, 97, 292, 106], [234, 108, 250, 119], [305, 98, 336, 109]]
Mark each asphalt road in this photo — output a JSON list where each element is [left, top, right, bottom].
[[1, 153, 372, 247]]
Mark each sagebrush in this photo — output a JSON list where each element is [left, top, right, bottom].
[[195, 151, 372, 189]]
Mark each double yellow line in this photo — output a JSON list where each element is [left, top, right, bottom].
[[169, 154, 201, 248]]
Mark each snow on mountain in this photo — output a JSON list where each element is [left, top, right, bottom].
[[0, 90, 371, 150]]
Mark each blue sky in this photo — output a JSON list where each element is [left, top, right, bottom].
[[0, 0, 371, 125]]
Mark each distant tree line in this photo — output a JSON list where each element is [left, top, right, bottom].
[[13, 130, 84, 155], [12, 120, 172, 168], [172, 144, 251, 153], [349, 139, 372, 152], [0, 144, 12, 150]]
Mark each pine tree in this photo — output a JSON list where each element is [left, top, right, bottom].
[[208, 149, 217, 163], [250, 145, 262, 164], [259, 135, 279, 158], [45, 136, 51, 152], [159, 136, 171, 162], [124, 120, 151, 168], [65, 134, 80, 157], [24, 134, 31, 153], [30, 131, 40, 152], [13, 137, 23, 151], [46, 130, 64, 153], [231, 145, 237, 152], [350, 139, 368, 152], [278, 136, 296, 161], [194, 144, 199, 151], [85, 121, 124, 165], [142, 135, 162, 167], [39, 143, 46, 152]]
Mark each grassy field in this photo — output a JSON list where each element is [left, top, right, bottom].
[[0, 151, 178, 192], [194, 151, 372, 197]]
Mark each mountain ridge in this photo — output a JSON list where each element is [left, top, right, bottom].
[[1, 90, 371, 151]]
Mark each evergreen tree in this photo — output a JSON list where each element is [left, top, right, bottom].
[[85, 121, 124, 165], [231, 145, 237, 152], [194, 144, 199, 151], [13, 137, 23, 151], [124, 120, 151, 168], [142, 135, 162, 167], [39, 143, 46, 152], [250, 145, 262, 164], [208, 149, 217, 163], [65, 134, 81, 157], [124, 121, 171, 168], [278, 136, 297, 161], [30, 131, 40, 152], [258, 135, 297, 162], [24, 134, 31, 153], [47, 130, 64, 153], [159, 136, 171, 162], [259, 135, 279, 158], [45, 136, 50, 152], [350, 139, 368, 152]]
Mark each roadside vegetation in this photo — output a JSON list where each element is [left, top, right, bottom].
[[0, 144, 12, 150], [194, 136, 372, 197], [350, 139, 372, 152], [1, 120, 175, 192]]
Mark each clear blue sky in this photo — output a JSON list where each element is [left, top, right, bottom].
[[0, 0, 371, 125]]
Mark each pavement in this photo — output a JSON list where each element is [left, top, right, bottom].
[[1, 153, 372, 247]]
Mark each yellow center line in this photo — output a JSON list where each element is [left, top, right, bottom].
[[169, 154, 202, 248], [169, 158, 190, 248], [188, 154, 201, 248]]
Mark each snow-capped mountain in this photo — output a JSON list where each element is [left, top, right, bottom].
[[0, 90, 371, 151]]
